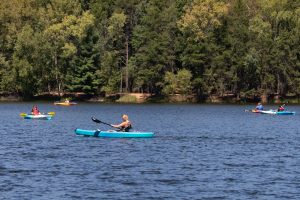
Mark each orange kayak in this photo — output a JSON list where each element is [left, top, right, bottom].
[[251, 109, 261, 113]]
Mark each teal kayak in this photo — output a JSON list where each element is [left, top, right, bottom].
[[75, 129, 154, 138], [24, 114, 52, 120], [260, 110, 296, 115]]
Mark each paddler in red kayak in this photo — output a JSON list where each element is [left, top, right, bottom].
[[111, 114, 132, 132], [31, 105, 41, 115]]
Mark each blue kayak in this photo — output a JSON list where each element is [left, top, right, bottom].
[[75, 129, 154, 138], [260, 110, 296, 115], [24, 114, 52, 120]]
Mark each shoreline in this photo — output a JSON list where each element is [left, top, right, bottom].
[[1, 92, 299, 104]]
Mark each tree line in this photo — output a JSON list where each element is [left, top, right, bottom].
[[0, 0, 299, 101]]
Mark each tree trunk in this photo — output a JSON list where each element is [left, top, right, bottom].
[[275, 73, 281, 103], [261, 92, 268, 103], [120, 72, 123, 93], [54, 53, 61, 96], [125, 36, 129, 93], [276, 73, 281, 95], [58, 82, 62, 96], [48, 83, 51, 93]]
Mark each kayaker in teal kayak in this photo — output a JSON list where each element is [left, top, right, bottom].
[[111, 114, 132, 132], [31, 105, 41, 115], [255, 102, 264, 111]]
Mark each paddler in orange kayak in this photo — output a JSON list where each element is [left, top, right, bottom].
[[255, 102, 264, 111]]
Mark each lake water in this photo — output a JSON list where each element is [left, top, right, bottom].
[[1, 103, 300, 199]]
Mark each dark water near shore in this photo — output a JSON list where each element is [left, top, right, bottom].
[[1, 103, 300, 199]]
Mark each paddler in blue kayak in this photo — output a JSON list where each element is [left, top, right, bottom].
[[277, 105, 285, 112], [255, 102, 264, 111], [111, 114, 132, 132]]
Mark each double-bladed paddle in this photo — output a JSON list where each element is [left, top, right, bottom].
[[91, 116, 113, 127], [20, 112, 55, 116]]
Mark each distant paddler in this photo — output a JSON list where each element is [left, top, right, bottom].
[[245, 102, 264, 113], [54, 98, 77, 106], [277, 104, 285, 112], [255, 102, 264, 111]]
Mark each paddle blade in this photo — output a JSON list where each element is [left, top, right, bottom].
[[20, 113, 27, 116], [91, 116, 101, 123], [48, 112, 55, 116]]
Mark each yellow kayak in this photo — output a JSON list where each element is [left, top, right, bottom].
[[54, 102, 77, 106]]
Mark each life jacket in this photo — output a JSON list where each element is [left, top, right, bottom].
[[121, 122, 132, 132], [32, 108, 39, 115], [256, 105, 263, 111]]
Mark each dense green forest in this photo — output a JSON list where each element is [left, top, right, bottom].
[[0, 0, 299, 101]]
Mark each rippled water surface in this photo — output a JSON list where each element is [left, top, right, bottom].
[[1, 103, 300, 199]]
